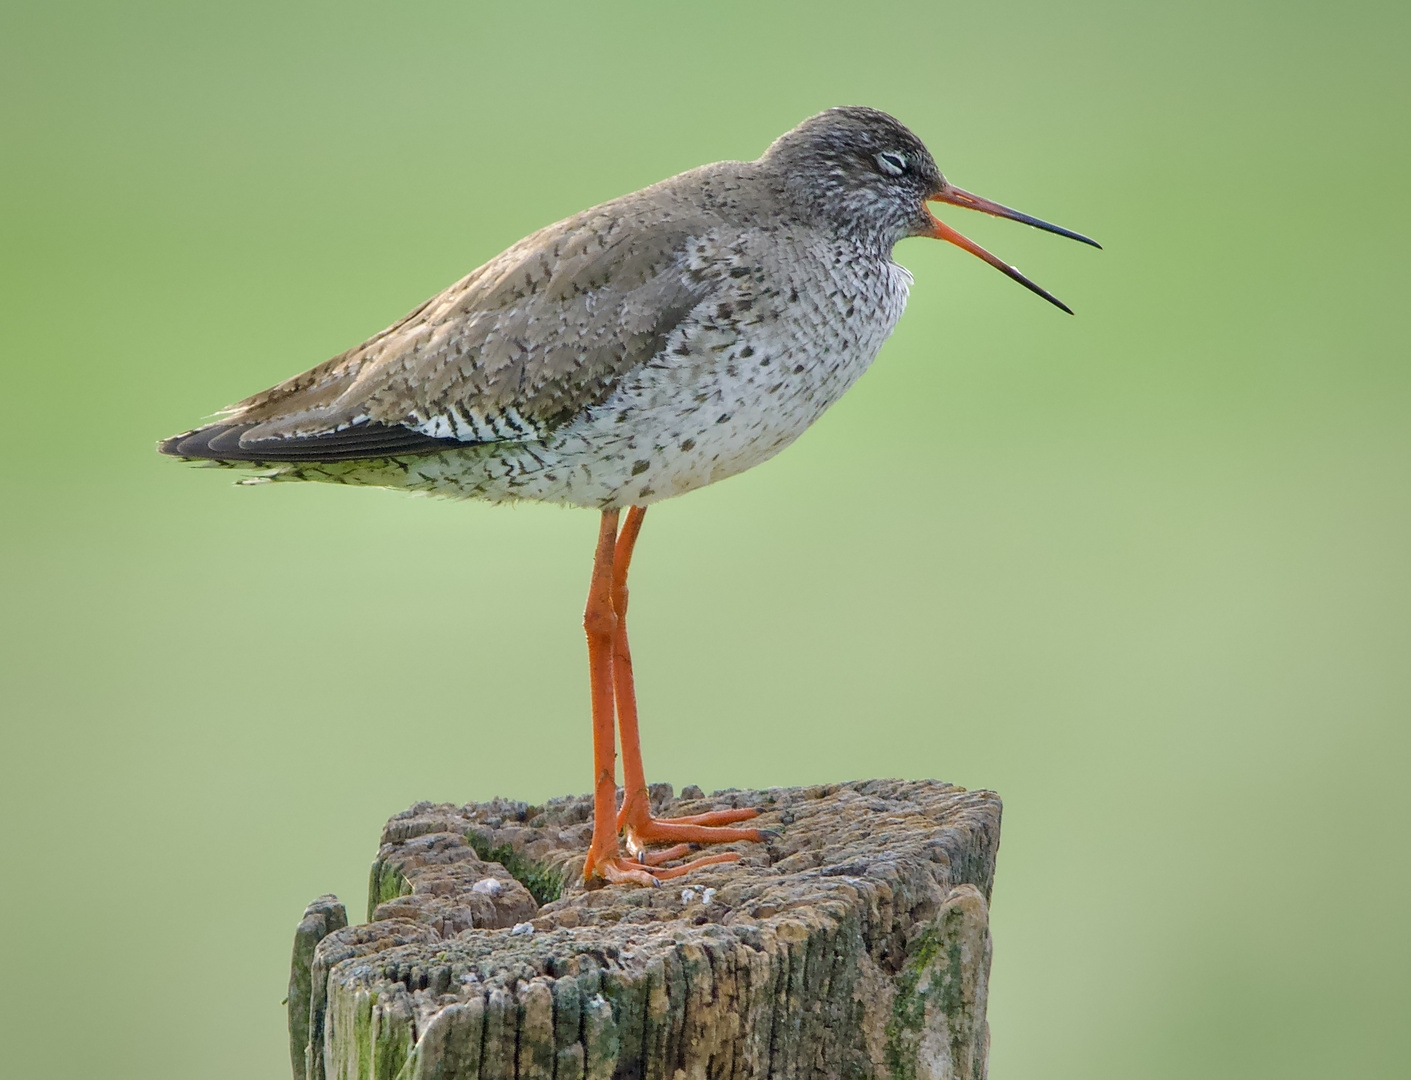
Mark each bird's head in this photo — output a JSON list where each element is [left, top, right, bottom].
[[763, 106, 1099, 313]]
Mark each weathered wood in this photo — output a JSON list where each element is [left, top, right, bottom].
[[289, 895, 348, 1080], [289, 779, 1002, 1080]]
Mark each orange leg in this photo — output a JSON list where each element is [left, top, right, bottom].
[[581, 510, 653, 885], [582, 510, 735, 885], [610, 506, 762, 863]]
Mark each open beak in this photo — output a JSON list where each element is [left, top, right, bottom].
[[927, 184, 1100, 315]]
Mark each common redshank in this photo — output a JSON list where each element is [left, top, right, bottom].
[[160, 107, 1098, 886]]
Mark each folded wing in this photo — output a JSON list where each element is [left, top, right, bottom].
[[161, 180, 718, 464]]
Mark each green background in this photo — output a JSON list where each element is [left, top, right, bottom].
[[2, 1, 1406, 1077]]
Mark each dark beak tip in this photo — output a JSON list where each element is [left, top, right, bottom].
[[1048, 225, 1102, 250]]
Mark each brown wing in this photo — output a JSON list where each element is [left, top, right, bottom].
[[162, 172, 727, 462]]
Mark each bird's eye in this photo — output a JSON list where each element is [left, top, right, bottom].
[[876, 151, 907, 177]]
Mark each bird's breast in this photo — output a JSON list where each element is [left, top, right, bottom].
[[556, 239, 913, 504]]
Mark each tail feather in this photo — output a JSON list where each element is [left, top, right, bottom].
[[157, 420, 465, 463]]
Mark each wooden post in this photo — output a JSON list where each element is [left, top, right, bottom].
[[290, 779, 1001, 1080]]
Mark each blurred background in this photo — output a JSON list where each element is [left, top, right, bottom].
[[2, 1, 1407, 1077]]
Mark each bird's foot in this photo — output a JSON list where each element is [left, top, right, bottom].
[[619, 806, 763, 861], [585, 849, 742, 887]]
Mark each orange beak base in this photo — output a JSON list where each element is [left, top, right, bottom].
[[926, 184, 1099, 314]]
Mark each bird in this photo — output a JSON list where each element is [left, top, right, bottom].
[[159, 107, 1098, 887]]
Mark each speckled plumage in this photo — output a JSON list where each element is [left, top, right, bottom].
[[160, 108, 944, 508]]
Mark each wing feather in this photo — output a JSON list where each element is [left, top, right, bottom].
[[158, 421, 464, 462], [164, 171, 734, 467]]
